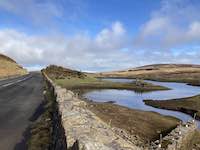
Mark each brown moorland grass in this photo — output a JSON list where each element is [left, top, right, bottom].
[[144, 94, 200, 120], [95, 64, 200, 86], [86, 101, 180, 144]]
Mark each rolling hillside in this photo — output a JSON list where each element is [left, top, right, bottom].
[[96, 64, 200, 85], [0, 54, 27, 78]]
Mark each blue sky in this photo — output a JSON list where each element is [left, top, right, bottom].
[[0, 0, 199, 71], [0, 0, 160, 35]]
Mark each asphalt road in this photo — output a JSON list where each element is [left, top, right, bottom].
[[0, 72, 44, 150]]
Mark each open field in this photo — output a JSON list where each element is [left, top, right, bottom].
[[86, 101, 180, 144], [95, 64, 200, 86], [0, 54, 27, 78], [44, 65, 169, 92], [144, 94, 200, 120]]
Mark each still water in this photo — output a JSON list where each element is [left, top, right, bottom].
[[83, 78, 200, 127]]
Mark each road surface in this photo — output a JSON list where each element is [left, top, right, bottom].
[[0, 72, 44, 150]]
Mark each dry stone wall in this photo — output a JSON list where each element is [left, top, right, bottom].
[[43, 72, 143, 150], [150, 121, 197, 150], [44, 74, 67, 150]]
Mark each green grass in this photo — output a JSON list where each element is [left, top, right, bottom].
[[55, 75, 97, 87], [55, 76, 169, 92], [44, 65, 169, 92]]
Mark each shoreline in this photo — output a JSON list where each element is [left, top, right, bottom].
[[144, 100, 199, 120], [78, 93, 180, 143], [95, 76, 200, 87], [144, 95, 200, 122], [84, 99, 180, 143]]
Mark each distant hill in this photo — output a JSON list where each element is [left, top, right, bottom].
[[134, 64, 200, 70], [96, 64, 200, 86], [0, 54, 27, 78]]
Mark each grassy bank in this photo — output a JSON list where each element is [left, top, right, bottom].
[[0, 53, 27, 78], [55, 75, 169, 92], [144, 95, 200, 120], [28, 77, 68, 150], [86, 101, 180, 144]]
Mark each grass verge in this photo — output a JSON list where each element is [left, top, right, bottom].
[[27, 83, 54, 150]]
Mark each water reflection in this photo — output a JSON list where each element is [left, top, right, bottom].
[[83, 78, 200, 128]]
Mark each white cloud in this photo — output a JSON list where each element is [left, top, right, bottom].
[[135, 0, 200, 49], [0, 0, 86, 26], [0, 22, 135, 71], [140, 17, 169, 37], [0, 0, 199, 71], [0, 20, 199, 71], [187, 21, 200, 40], [95, 22, 127, 50]]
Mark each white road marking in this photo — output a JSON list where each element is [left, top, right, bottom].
[[0, 76, 32, 88], [2, 83, 13, 87]]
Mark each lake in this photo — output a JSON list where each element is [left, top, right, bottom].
[[83, 78, 200, 128]]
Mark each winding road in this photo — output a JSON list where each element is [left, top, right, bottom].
[[0, 73, 44, 150]]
